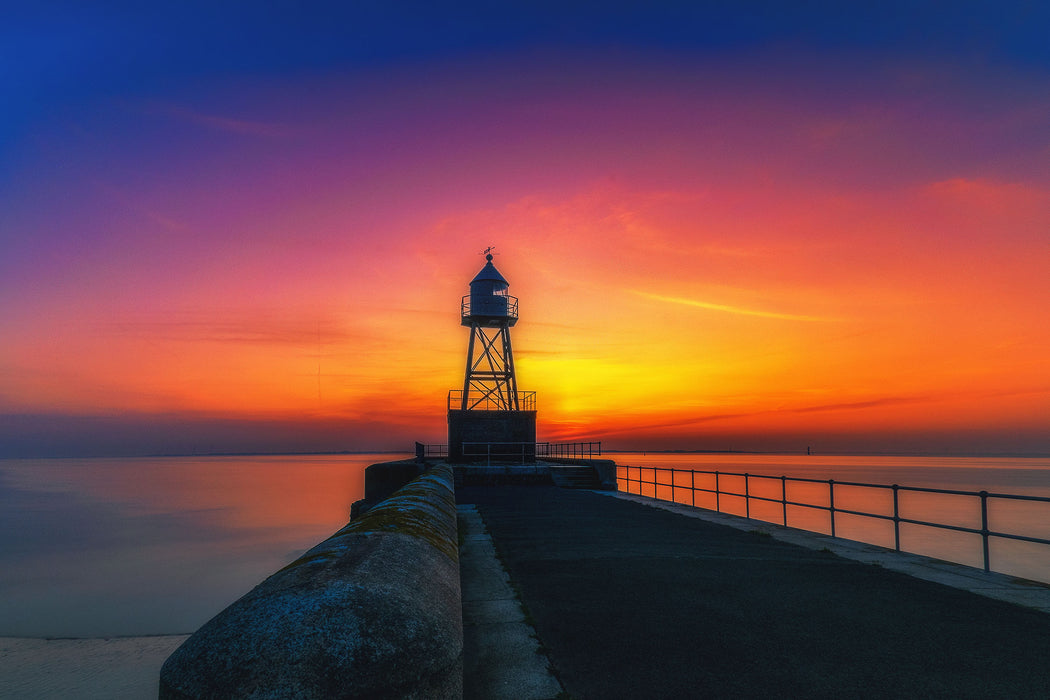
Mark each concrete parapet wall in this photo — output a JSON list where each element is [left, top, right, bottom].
[[160, 464, 462, 699], [455, 463, 554, 486], [350, 458, 425, 518], [543, 457, 618, 490]]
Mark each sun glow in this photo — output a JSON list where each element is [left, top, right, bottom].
[[3, 51, 1049, 455]]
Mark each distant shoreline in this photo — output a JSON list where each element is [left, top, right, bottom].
[[5, 449, 1049, 461], [601, 449, 1050, 458], [0, 450, 414, 461]]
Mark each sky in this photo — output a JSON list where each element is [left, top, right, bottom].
[[2, 1, 1049, 457]]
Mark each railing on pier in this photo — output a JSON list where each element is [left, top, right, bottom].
[[416, 441, 601, 462], [537, 441, 602, 459], [418, 443, 448, 458], [619, 466, 1050, 576], [462, 441, 536, 464]]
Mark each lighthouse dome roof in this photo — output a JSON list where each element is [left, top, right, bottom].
[[471, 256, 508, 286]]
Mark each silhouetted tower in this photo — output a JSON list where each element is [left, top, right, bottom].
[[448, 251, 536, 462], [460, 253, 519, 410]]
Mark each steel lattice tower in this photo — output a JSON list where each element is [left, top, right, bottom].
[[447, 252, 536, 462]]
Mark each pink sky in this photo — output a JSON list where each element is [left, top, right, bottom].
[[2, 52, 1048, 455]]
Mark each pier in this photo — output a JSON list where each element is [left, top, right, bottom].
[[160, 458, 1050, 698], [458, 477, 1050, 699]]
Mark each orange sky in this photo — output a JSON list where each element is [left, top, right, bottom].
[[2, 54, 1049, 456]]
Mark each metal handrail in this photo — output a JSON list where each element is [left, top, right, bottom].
[[619, 466, 1050, 575], [447, 390, 537, 411], [537, 441, 603, 459], [461, 294, 519, 319], [421, 443, 448, 457], [462, 441, 537, 466], [416, 440, 601, 462]]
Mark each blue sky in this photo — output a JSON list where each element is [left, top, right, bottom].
[[4, 1, 1049, 456]]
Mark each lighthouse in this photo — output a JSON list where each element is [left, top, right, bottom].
[[447, 251, 537, 462]]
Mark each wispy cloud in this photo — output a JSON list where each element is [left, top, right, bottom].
[[93, 180, 191, 233], [146, 102, 288, 138], [105, 315, 360, 347], [592, 394, 931, 436], [635, 292, 839, 322]]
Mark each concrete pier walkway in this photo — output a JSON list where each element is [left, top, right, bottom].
[[457, 485, 1050, 699]]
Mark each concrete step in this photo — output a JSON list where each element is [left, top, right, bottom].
[[548, 466, 600, 489]]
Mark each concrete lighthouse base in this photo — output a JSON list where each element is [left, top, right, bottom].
[[447, 410, 537, 462]]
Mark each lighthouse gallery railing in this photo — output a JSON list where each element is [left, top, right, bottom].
[[461, 294, 518, 319]]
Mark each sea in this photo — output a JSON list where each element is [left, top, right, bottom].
[[1, 452, 1049, 697], [0, 453, 402, 699]]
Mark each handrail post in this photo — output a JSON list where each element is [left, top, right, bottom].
[[828, 479, 836, 538], [744, 473, 751, 519], [781, 475, 788, 526], [980, 490, 990, 572], [595, 463, 1050, 580], [892, 485, 901, 551]]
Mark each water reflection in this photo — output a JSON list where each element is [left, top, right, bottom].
[[0, 455, 397, 638]]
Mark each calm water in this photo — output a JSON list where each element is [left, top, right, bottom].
[[614, 453, 1050, 584], [0, 454, 400, 638], [3, 452, 1049, 639]]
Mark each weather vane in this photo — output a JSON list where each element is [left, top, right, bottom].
[[481, 245, 497, 256]]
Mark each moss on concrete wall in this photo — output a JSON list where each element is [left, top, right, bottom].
[[160, 463, 462, 700]]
